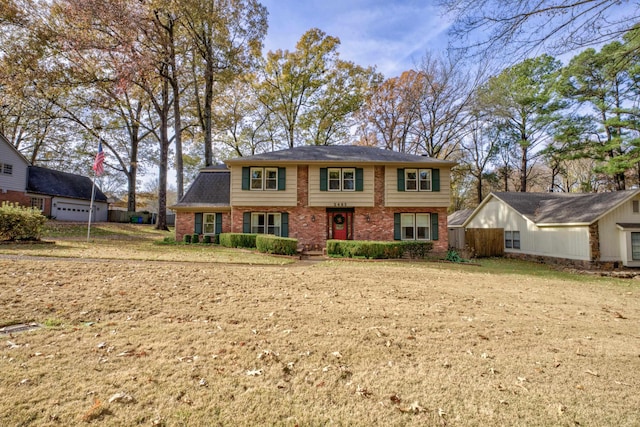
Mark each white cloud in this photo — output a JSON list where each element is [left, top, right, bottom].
[[261, 0, 453, 77]]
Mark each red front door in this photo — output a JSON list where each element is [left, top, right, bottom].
[[329, 211, 352, 240]]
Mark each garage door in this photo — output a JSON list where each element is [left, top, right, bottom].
[[53, 201, 94, 221]]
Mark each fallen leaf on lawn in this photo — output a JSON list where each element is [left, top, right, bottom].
[[199, 378, 208, 387], [108, 392, 135, 404], [558, 403, 566, 414], [246, 369, 263, 376], [612, 311, 627, 319], [398, 401, 426, 414], [585, 369, 599, 377], [6, 341, 20, 349], [438, 408, 447, 417], [390, 394, 401, 404], [356, 385, 372, 398], [19, 378, 30, 385], [332, 351, 342, 359]]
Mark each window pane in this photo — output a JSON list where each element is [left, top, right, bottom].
[[505, 231, 512, 249], [329, 169, 341, 190], [405, 169, 417, 191], [419, 169, 431, 191], [3, 164, 12, 175], [416, 214, 430, 240], [401, 214, 415, 240], [267, 213, 281, 236], [251, 168, 263, 190], [512, 231, 520, 249], [343, 169, 355, 190], [251, 213, 265, 234], [265, 168, 278, 190], [203, 213, 215, 234], [632, 233, 640, 260]]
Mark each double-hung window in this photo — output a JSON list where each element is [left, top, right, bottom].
[[632, 232, 640, 260], [2, 163, 12, 175], [203, 213, 217, 234], [250, 167, 278, 190], [328, 168, 356, 191], [405, 169, 432, 191], [505, 230, 520, 249], [401, 213, 431, 240], [251, 212, 281, 236], [31, 197, 45, 211]]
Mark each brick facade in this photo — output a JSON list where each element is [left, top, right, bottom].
[[175, 211, 231, 242], [175, 163, 450, 252], [0, 190, 52, 217]]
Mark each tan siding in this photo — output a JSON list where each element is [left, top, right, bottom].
[[308, 166, 375, 207], [384, 166, 451, 207], [467, 198, 590, 260], [597, 196, 640, 261], [229, 165, 297, 207]]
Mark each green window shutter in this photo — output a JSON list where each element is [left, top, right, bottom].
[[355, 168, 364, 191], [278, 167, 286, 190], [394, 213, 401, 240], [215, 213, 222, 235], [242, 167, 250, 190], [432, 169, 440, 192], [431, 213, 439, 240], [243, 212, 251, 233], [320, 168, 328, 191], [281, 212, 289, 237], [194, 213, 203, 234], [397, 169, 405, 192]]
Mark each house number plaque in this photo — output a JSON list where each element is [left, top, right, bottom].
[[333, 202, 348, 207]]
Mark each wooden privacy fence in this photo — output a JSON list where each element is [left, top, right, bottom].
[[465, 228, 504, 257]]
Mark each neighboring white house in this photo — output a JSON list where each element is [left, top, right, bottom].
[[460, 191, 640, 268], [0, 133, 108, 221]]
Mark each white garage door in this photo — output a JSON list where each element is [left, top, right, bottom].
[[53, 201, 94, 221]]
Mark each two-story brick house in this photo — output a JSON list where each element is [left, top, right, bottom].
[[172, 145, 456, 252]]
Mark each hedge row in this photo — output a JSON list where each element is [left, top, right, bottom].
[[0, 202, 47, 241], [218, 233, 257, 249], [326, 240, 433, 259], [255, 234, 298, 256]]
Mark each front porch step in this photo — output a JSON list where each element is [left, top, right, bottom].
[[299, 249, 326, 260]]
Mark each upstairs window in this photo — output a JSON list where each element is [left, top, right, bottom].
[[242, 167, 285, 191], [405, 169, 431, 191], [320, 168, 363, 191], [328, 168, 356, 191], [2, 163, 12, 175]]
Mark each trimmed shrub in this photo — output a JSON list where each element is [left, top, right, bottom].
[[0, 202, 47, 241], [183, 234, 192, 244], [326, 240, 433, 259], [202, 235, 211, 244], [256, 235, 298, 256], [219, 233, 257, 248], [192, 234, 200, 244]]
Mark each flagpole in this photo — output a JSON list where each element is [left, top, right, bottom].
[[87, 174, 97, 242]]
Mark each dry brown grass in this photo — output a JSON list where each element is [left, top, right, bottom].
[[1, 229, 639, 426]]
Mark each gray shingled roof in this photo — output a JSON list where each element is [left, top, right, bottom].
[[224, 145, 457, 165], [493, 190, 639, 224], [448, 208, 474, 227], [27, 166, 107, 202], [173, 170, 230, 207]]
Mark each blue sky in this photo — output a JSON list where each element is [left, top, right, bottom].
[[260, 0, 453, 78]]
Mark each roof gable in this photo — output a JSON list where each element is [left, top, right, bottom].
[[27, 166, 107, 202], [0, 132, 30, 167], [476, 191, 640, 225], [224, 145, 457, 166], [173, 169, 230, 207]]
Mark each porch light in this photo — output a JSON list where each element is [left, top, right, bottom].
[[311, 215, 316, 222], [365, 214, 370, 222]]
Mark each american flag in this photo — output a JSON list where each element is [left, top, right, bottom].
[[93, 142, 105, 176]]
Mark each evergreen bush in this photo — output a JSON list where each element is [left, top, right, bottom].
[[219, 233, 257, 248], [0, 202, 46, 241], [256, 235, 298, 255], [326, 240, 433, 259]]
